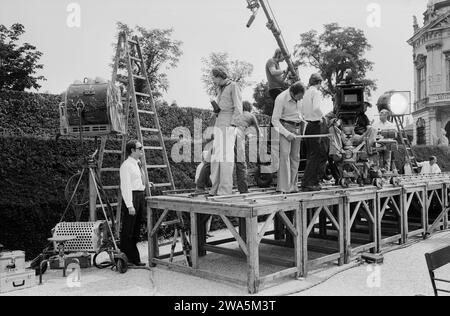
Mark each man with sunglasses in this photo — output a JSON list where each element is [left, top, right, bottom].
[[119, 140, 147, 267]]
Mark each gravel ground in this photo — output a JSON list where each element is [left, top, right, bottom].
[[1, 230, 450, 296]]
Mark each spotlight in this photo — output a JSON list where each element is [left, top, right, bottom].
[[376, 91, 411, 116]]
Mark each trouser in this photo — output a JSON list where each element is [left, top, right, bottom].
[[210, 124, 237, 196], [196, 162, 211, 190], [268, 88, 284, 115], [302, 121, 328, 187], [278, 123, 302, 193], [259, 88, 284, 176], [120, 191, 145, 264], [235, 128, 249, 194], [381, 150, 392, 171], [329, 126, 378, 157]]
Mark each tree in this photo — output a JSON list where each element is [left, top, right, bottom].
[[0, 23, 45, 91], [252, 81, 274, 115], [201, 52, 254, 97], [294, 23, 376, 98], [114, 22, 183, 98]]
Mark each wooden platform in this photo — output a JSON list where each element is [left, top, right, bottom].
[[146, 172, 450, 294]]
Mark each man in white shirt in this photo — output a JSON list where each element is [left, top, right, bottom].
[[272, 81, 306, 193], [418, 156, 442, 174], [372, 109, 397, 171], [301, 73, 328, 191], [120, 140, 147, 267], [373, 110, 396, 132]]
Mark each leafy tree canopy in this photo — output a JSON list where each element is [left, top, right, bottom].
[[0, 23, 46, 91], [294, 23, 376, 98], [201, 51, 254, 97], [114, 22, 183, 99]]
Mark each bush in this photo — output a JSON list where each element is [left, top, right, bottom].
[[0, 89, 270, 258], [0, 136, 199, 259], [0, 89, 270, 139], [393, 145, 450, 172]]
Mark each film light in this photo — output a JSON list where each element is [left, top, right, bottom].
[[377, 91, 411, 116]]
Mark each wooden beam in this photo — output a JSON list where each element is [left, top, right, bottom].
[[220, 215, 248, 256], [257, 211, 277, 244], [150, 209, 169, 237], [278, 211, 298, 237], [190, 213, 199, 269]]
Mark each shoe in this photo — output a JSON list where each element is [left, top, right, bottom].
[[301, 185, 322, 192]]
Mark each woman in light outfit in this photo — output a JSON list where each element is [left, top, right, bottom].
[[209, 67, 243, 196]]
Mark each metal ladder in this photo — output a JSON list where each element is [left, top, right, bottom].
[[97, 32, 192, 266], [393, 116, 420, 173]]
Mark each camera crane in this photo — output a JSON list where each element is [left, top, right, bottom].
[[245, 0, 300, 83]]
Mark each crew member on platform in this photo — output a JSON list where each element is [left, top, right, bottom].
[[266, 48, 289, 110], [373, 109, 397, 171], [120, 140, 147, 267], [263, 49, 289, 179], [272, 81, 305, 193], [301, 73, 328, 191], [209, 67, 243, 196]]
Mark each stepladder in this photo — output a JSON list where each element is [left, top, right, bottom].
[[96, 32, 192, 266], [393, 116, 419, 174]]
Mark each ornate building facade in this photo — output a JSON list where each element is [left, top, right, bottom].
[[408, 0, 450, 145]]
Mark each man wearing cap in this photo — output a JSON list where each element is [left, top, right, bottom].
[[272, 81, 306, 193], [301, 73, 328, 191], [209, 66, 243, 196]]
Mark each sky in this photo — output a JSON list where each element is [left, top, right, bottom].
[[1, 0, 428, 121]]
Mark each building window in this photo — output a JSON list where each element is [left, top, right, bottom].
[[447, 59, 450, 91], [417, 118, 426, 145], [418, 66, 427, 100]]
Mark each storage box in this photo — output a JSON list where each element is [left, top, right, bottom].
[[0, 270, 36, 294], [0, 251, 26, 276]]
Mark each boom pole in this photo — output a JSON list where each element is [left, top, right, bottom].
[[246, 0, 300, 83]]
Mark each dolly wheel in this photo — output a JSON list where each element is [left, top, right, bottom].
[[373, 178, 383, 189], [340, 178, 350, 188], [116, 258, 128, 274], [390, 177, 400, 186], [357, 178, 365, 187]]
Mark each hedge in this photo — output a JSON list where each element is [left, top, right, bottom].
[[0, 136, 199, 260], [0, 90, 270, 139]]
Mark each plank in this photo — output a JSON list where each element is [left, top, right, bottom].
[[220, 215, 248, 256]]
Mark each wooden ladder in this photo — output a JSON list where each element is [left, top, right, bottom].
[[97, 32, 192, 266], [393, 116, 419, 173]]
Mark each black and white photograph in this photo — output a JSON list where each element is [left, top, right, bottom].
[[1, 0, 450, 300]]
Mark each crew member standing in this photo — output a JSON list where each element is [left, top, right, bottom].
[[266, 48, 288, 111], [209, 67, 243, 196], [301, 73, 327, 191], [272, 82, 306, 193], [120, 140, 146, 267]]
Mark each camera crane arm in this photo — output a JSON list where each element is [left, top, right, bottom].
[[245, 0, 300, 83]]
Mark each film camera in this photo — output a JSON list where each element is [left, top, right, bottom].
[[331, 82, 399, 188]]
